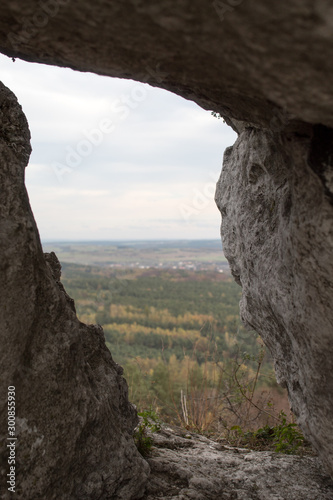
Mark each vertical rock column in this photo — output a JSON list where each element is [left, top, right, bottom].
[[0, 82, 149, 499], [215, 124, 333, 476]]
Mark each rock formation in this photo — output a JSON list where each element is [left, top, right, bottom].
[[0, 82, 149, 498], [143, 425, 333, 499], [0, 0, 333, 496], [215, 124, 333, 476]]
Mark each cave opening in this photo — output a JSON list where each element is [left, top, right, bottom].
[[3, 49, 288, 450]]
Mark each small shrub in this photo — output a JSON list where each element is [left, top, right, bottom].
[[211, 111, 225, 121], [134, 407, 161, 457], [272, 411, 304, 454], [227, 411, 305, 455]]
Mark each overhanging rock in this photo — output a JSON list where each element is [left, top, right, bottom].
[[0, 0, 332, 491]]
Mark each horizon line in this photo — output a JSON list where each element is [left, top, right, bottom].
[[42, 238, 222, 243]]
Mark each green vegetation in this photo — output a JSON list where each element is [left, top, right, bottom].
[[228, 411, 306, 455], [61, 264, 261, 366], [272, 411, 305, 454], [43, 240, 227, 269], [134, 407, 162, 456], [58, 255, 306, 454], [211, 111, 224, 121]]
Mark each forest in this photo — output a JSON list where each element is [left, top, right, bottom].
[[60, 262, 290, 436]]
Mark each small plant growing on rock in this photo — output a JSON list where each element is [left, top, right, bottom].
[[211, 111, 225, 121], [272, 411, 304, 454], [134, 407, 161, 457], [228, 411, 305, 455]]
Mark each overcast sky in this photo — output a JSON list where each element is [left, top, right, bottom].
[[0, 53, 236, 241]]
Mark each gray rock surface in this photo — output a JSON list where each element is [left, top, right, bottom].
[[215, 126, 333, 477], [0, 81, 149, 499], [143, 426, 333, 499], [1, 1, 333, 129], [0, 0, 333, 495]]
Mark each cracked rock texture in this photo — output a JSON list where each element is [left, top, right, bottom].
[[143, 426, 333, 499], [215, 125, 333, 477], [0, 0, 333, 496], [0, 81, 149, 499]]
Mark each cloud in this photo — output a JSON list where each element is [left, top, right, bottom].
[[0, 54, 237, 240]]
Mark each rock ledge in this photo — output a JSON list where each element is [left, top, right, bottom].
[[143, 426, 333, 500]]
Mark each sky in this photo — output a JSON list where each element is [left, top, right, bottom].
[[0, 53, 237, 241]]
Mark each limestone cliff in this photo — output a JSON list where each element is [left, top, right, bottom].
[[0, 0, 333, 497], [215, 125, 333, 476]]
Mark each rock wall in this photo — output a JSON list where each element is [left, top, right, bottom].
[[0, 82, 149, 499], [0, 0, 333, 495], [215, 124, 333, 476]]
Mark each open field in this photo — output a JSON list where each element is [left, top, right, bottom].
[[42, 240, 229, 272]]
